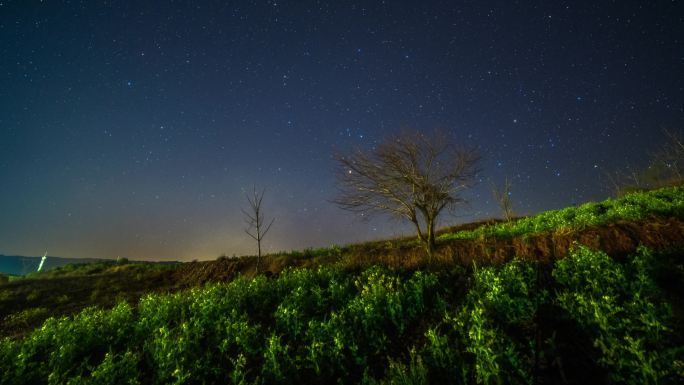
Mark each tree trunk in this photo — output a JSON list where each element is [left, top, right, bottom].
[[411, 218, 430, 260], [256, 236, 262, 273], [412, 214, 437, 264], [425, 217, 436, 264]]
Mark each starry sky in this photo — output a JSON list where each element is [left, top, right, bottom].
[[1, 1, 682, 261]]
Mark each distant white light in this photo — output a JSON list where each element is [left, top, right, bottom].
[[37, 251, 47, 272]]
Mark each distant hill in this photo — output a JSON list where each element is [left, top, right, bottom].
[[0, 255, 113, 276]]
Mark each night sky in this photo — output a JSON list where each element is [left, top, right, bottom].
[[1, 1, 682, 261]]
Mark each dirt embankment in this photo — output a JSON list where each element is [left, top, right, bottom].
[[444, 216, 684, 265], [171, 217, 684, 280], [335, 216, 684, 270], [2, 216, 682, 339]]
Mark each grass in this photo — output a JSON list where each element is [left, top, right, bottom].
[[439, 185, 684, 241], [21, 259, 179, 280], [0, 185, 683, 384], [255, 186, 684, 270], [0, 261, 184, 339], [2, 185, 684, 342], [0, 247, 681, 385]]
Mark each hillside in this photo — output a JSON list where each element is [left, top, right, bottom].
[[0, 256, 117, 277], [0, 186, 683, 384]]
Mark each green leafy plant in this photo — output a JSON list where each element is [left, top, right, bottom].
[[449, 259, 541, 385], [1, 247, 681, 385], [439, 185, 684, 241], [553, 246, 681, 384]]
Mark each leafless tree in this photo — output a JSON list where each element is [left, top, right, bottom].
[[603, 167, 647, 197], [603, 169, 628, 197], [332, 130, 481, 262], [603, 129, 684, 196], [492, 177, 514, 221], [651, 128, 684, 182], [242, 186, 275, 273]]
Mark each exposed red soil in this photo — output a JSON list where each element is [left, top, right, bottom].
[[1, 216, 682, 338], [442, 216, 684, 265], [337, 216, 684, 270]]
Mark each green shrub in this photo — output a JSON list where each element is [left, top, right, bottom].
[[553, 246, 681, 384], [439, 185, 684, 241], [383, 349, 429, 385], [420, 327, 467, 385], [450, 259, 541, 385], [1, 251, 681, 385], [66, 350, 140, 385], [2, 308, 50, 331], [6, 302, 134, 385], [275, 266, 354, 339], [261, 333, 295, 383], [0, 338, 19, 384]]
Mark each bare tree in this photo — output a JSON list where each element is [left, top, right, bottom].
[[603, 167, 650, 196], [492, 177, 514, 221], [603, 128, 684, 196], [333, 130, 481, 262], [603, 169, 628, 197], [242, 186, 275, 273], [651, 128, 684, 182]]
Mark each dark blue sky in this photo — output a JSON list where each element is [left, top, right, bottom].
[[1, 1, 682, 260]]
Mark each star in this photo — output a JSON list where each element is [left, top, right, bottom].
[[0, 0, 679, 261]]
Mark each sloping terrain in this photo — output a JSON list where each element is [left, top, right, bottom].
[[0, 255, 118, 277], [1, 186, 683, 339], [0, 186, 683, 384]]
